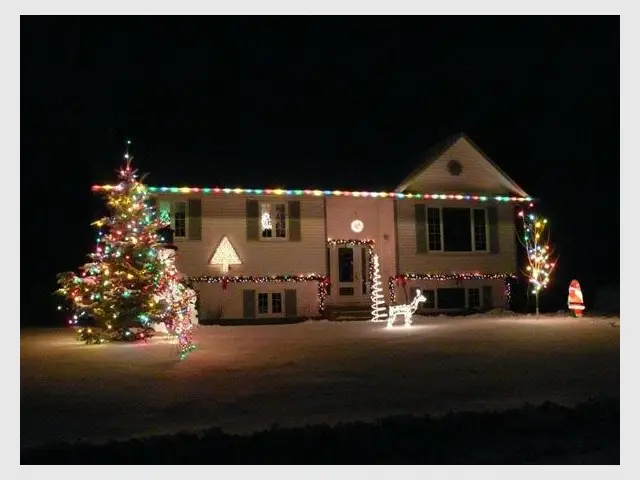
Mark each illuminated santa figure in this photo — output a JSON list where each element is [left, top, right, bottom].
[[568, 279, 585, 317]]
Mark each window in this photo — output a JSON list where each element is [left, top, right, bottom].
[[257, 292, 283, 316], [442, 208, 472, 251], [423, 289, 436, 309], [338, 247, 354, 283], [437, 288, 466, 309], [473, 209, 487, 251], [261, 202, 287, 239], [468, 288, 481, 309], [427, 208, 442, 251], [424, 206, 489, 252], [271, 293, 282, 314], [258, 293, 269, 314], [159, 200, 188, 238]]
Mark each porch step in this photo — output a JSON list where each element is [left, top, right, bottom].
[[326, 304, 379, 322]]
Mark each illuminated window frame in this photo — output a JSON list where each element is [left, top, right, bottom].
[[259, 202, 288, 241]]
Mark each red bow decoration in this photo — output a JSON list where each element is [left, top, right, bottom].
[[395, 275, 407, 287], [221, 277, 229, 291]]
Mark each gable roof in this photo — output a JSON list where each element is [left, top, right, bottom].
[[395, 132, 530, 197]]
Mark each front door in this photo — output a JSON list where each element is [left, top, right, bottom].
[[331, 246, 368, 303]]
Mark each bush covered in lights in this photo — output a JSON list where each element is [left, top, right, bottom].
[[55, 147, 195, 359]]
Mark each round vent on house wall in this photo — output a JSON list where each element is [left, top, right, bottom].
[[447, 159, 463, 176]]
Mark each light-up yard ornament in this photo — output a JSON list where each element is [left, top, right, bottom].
[[387, 289, 426, 328], [518, 211, 558, 316], [370, 253, 387, 322], [210, 236, 242, 273]]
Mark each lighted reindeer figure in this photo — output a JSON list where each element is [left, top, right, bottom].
[[387, 289, 426, 328]]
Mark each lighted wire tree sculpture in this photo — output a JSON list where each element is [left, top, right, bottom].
[[517, 210, 558, 316]]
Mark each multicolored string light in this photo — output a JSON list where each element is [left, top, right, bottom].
[[517, 210, 557, 315], [56, 143, 197, 359], [92, 184, 535, 204]]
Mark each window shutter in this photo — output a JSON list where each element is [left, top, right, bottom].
[[148, 197, 158, 209], [414, 204, 427, 253], [243, 289, 256, 318], [187, 199, 202, 240], [246, 199, 260, 241], [288, 200, 301, 241], [325, 247, 332, 296], [488, 206, 499, 253], [284, 289, 297, 317], [482, 285, 493, 309]]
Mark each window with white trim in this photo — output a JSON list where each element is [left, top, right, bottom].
[[159, 200, 188, 238], [468, 288, 481, 309], [423, 289, 436, 309], [425, 207, 489, 252], [257, 292, 283, 316], [260, 202, 287, 239]]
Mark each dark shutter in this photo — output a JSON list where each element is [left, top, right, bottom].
[[414, 204, 427, 253], [148, 197, 158, 209], [284, 289, 297, 317], [482, 286, 493, 309], [288, 200, 301, 241], [243, 290, 256, 318], [325, 247, 331, 296], [488, 206, 499, 253], [188, 199, 202, 240], [246, 199, 260, 241]]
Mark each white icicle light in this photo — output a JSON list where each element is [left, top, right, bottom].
[[370, 254, 387, 322]]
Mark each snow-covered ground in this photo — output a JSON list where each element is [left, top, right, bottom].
[[20, 314, 620, 448]]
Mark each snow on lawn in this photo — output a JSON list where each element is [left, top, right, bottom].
[[20, 314, 620, 448]]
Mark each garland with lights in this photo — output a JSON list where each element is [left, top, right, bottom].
[[185, 274, 330, 314], [56, 143, 196, 359], [93, 184, 535, 205], [388, 273, 517, 305]]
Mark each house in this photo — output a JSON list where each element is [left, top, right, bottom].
[[94, 133, 533, 322]]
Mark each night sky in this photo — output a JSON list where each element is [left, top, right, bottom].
[[21, 16, 619, 325]]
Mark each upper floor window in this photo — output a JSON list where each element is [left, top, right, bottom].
[[260, 202, 287, 239], [159, 199, 188, 238], [425, 207, 488, 252]]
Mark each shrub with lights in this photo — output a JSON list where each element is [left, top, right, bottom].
[[517, 210, 558, 316], [56, 144, 196, 359]]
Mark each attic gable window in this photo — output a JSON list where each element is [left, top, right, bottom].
[[260, 202, 287, 239]]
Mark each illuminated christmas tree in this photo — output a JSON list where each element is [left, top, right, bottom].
[[370, 253, 387, 322], [517, 210, 558, 316], [56, 142, 196, 358]]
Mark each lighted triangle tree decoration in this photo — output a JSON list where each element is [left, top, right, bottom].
[[210, 236, 242, 273], [517, 210, 558, 316]]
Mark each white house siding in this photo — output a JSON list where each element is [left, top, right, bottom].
[[324, 196, 397, 304], [152, 193, 327, 320], [194, 280, 321, 321], [395, 199, 518, 274], [394, 198, 517, 308], [401, 136, 527, 196]]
